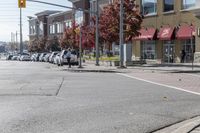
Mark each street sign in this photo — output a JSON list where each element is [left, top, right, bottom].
[[18, 0, 26, 8]]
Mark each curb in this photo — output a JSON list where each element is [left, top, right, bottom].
[[153, 116, 200, 133]]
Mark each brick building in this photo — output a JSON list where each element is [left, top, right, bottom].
[[47, 10, 73, 39], [28, 10, 60, 41], [133, 0, 200, 63]]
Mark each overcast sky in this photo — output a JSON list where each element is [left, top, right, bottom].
[[0, 0, 72, 42]]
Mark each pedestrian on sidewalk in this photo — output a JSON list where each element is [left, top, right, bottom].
[[181, 50, 186, 63], [66, 48, 72, 68]]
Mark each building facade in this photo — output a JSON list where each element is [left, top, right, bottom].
[[133, 0, 200, 63], [28, 10, 73, 42], [47, 10, 73, 39]]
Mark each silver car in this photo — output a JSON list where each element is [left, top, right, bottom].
[[20, 55, 31, 61]]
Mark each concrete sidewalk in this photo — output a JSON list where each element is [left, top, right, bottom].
[[62, 61, 200, 73]]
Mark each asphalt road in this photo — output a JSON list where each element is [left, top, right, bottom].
[[1, 61, 200, 133]]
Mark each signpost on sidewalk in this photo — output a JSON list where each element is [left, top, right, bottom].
[[18, 0, 26, 54]]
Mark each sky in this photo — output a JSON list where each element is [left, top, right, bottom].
[[0, 0, 72, 42]]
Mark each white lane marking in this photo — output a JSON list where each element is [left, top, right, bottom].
[[117, 73, 200, 96]]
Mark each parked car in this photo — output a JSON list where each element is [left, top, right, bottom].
[[31, 54, 36, 61], [44, 53, 51, 62], [11, 55, 18, 60], [6, 55, 13, 60], [34, 53, 41, 61], [54, 52, 61, 65], [20, 55, 31, 61], [49, 51, 59, 63], [58, 50, 79, 66], [39, 53, 47, 62]]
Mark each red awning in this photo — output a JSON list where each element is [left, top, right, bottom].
[[157, 27, 174, 40], [134, 28, 156, 40], [176, 25, 195, 39]]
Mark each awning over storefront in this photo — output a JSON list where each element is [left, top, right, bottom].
[[134, 28, 156, 40], [157, 27, 174, 40], [176, 25, 195, 39]]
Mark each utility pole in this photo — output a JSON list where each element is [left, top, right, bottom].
[[95, 0, 99, 66], [119, 0, 124, 67], [20, 8, 23, 54], [78, 26, 83, 68]]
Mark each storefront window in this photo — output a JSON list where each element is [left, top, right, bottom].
[[142, 0, 157, 15], [164, 0, 174, 12], [181, 39, 195, 63], [182, 0, 196, 9], [141, 41, 156, 59]]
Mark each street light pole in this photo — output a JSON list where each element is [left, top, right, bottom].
[[119, 0, 124, 67], [95, 0, 99, 66], [20, 8, 23, 54]]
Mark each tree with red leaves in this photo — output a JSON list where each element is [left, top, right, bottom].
[[60, 21, 79, 49], [98, 0, 142, 45], [81, 24, 95, 49]]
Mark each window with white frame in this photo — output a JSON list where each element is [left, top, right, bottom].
[[49, 24, 55, 34], [30, 25, 36, 35], [75, 11, 83, 25], [39, 21, 43, 35], [182, 0, 196, 9], [142, 0, 157, 15], [57, 23, 63, 33], [65, 20, 72, 28]]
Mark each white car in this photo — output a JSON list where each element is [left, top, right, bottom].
[[49, 51, 59, 63], [54, 52, 61, 65], [58, 50, 79, 66], [20, 55, 31, 61]]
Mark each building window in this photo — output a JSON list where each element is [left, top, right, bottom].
[[49, 24, 55, 34], [141, 41, 157, 59], [30, 25, 36, 35], [75, 11, 83, 25], [39, 21, 43, 35], [182, 0, 196, 9], [164, 0, 174, 12], [142, 0, 157, 15], [57, 23, 63, 33], [65, 20, 72, 28], [181, 39, 195, 63]]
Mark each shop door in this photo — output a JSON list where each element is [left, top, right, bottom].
[[183, 44, 195, 63], [163, 43, 174, 63]]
